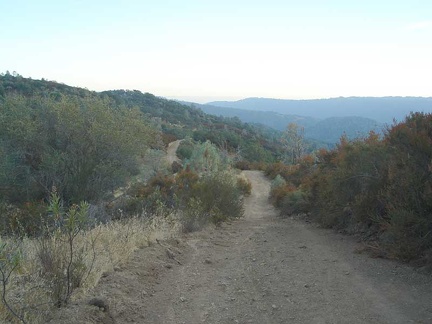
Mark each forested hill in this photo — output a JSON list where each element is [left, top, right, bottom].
[[304, 116, 382, 143], [208, 97, 432, 123], [0, 73, 284, 163], [182, 101, 320, 130], [188, 101, 383, 144], [0, 72, 95, 98]]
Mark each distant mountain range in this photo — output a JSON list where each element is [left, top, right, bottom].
[[186, 103, 320, 130], [207, 97, 432, 123], [187, 97, 432, 144], [184, 101, 382, 144]]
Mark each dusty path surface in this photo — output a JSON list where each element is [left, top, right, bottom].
[[53, 171, 432, 324], [166, 140, 182, 165]]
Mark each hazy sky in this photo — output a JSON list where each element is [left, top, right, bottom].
[[1, 1, 431, 102]]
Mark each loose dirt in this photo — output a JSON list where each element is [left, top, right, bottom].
[[166, 140, 182, 165], [51, 171, 432, 324]]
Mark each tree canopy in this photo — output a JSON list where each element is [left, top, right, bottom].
[[0, 94, 157, 204]]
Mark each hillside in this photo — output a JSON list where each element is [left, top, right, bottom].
[[188, 101, 383, 144], [0, 74, 278, 321], [2, 73, 432, 324], [208, 97, 432, 124], [187, 102, 319, 130], [305, 116, 383, 143], [0, 73, 284, 163]]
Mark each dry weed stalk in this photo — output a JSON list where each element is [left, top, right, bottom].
[[0, 211, 181, 323]]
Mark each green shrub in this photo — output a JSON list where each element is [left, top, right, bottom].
[[380, 209, 428, 261], [176, 138, 195, 160], [121, 174, 177, 217], [180, 197, 208, 232], [279, 189, 309, 216], [186, 141, 230, 173], [191, 172, 244, 226], [269, 184, 295, 208], [0, 95, 157, 204], [270, 174, 286, 189], [174, 168, 199, 205]]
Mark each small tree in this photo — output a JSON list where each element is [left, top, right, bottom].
[[281, 123, 305, 164], [186, 141, 229, 173], [37, 189, 94, 307]]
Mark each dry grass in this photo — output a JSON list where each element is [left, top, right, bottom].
[[0, 213, 181, 323], [236, 173, 252, 196]]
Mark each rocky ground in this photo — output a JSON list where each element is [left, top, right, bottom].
[[51, 171, 432, 324]]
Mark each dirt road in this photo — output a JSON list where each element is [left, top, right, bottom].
[[54, 171, 432, 323], [166, 140, 182, 165]]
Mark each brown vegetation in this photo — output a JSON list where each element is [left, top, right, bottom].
[[268, 112, 432, 267]]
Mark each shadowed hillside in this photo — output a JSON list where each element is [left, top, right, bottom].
[[0, 72, 285, 163], [208, 97, 432, 123], [187, 101, 384, 144]]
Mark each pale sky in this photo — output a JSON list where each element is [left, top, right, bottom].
[[1, 0, 431, 103]]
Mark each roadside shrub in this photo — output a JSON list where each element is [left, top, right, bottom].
[[162, 133, 178, 147], [235, 160, 251, 170], [251, 161, 267, 171], [6, 201, 46, 237], [273, 115, 432, 265], [186, 140, 229, 173], [122, 169, 201, 218], [111, 183, 148, 218], [146, 173, 177, 209], [122, 175, 176, 217], [171, 160, 183, 173], [175, 168, 199, 204], [306, 133, 387, 226], [127, 182, 150, 198], [380, 209, 428, 261], [270, 183, 296, 208], [180, 197, 208, 232], [37, 191, 93, 307], [269, 174, 291, 207], [176, 138, 195, 160], [235, 160, 269, 171], [237, 174, 252, 196], [287, 155, 316, 187], [279, 189, 309, 216], [191, 172, 244, 226], [379, 113, 432, 261], [139, 148, 169, 182], [265, 162, 292, 180], [270, 174, 286, 189]]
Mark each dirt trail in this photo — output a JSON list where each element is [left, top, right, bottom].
[[166, 140, 182, 165], [53, 171, 432, 324]]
